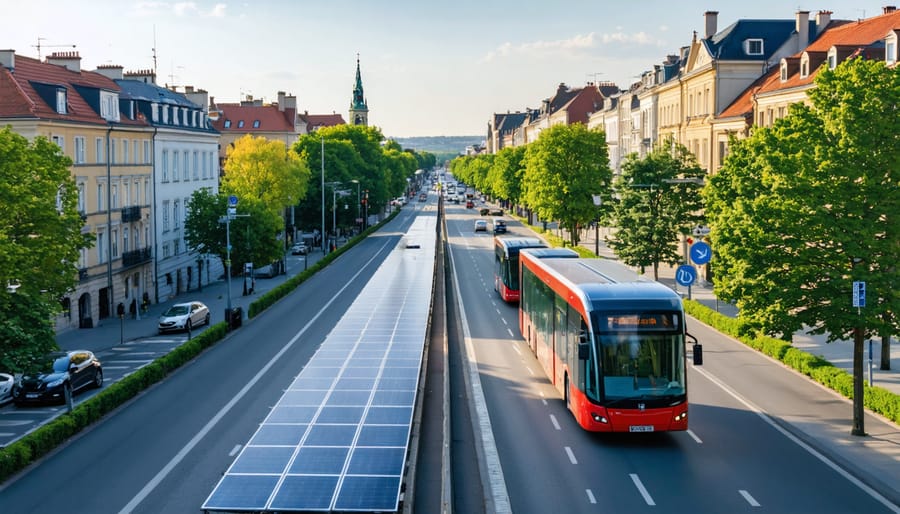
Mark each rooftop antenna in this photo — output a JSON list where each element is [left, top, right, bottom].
[[586, 72, 603, 85], [152, 25, 158, 78], [32, 37, 76, 60]]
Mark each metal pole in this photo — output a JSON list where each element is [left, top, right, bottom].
[[594, 221, 599, 255], [226, 215, 232, 314], [332, 186, 337, 249], [320, 137, 325, 254]]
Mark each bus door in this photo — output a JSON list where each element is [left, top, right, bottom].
[[553, 299, 568, 394]]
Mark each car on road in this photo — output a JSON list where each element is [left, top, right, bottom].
[[474, 219, 488, 232], [11, 351, 103, 406], [493, 219, 507, 234], [418, 193, 428, 202], [290, 242, 309, 255], [158, 301, 211, 334], [490, 208, 504, 216], [0, 372, 13, 405], [466, 200, 474, 208]]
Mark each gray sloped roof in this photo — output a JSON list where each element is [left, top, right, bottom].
[[115, 79, 198, 107], [705, 19, 811, 60]]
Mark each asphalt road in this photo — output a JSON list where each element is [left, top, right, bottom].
[[443, 200, 897, 514], [0, 209, 423, 513]]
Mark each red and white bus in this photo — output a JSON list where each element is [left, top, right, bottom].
[[494, 237, 578, 302], [518, 250, 702, 432]]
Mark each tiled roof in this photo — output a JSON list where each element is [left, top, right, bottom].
[[0, 53, 143, 126], [496, 112, 527, 134], [303, 113, 346, 130], [705, 19, 806, 61], [719, 10, 900, 118], [211, 103, 295, 132]]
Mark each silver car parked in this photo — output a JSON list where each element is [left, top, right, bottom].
[[158, 301, 211, 333]]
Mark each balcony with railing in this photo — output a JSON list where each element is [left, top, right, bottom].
[[122, 247, 152, 267], [121, 205, 142, 223]]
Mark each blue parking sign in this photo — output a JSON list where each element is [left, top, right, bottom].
[[853, 281, 866, 308]]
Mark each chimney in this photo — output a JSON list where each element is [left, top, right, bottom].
[[796, 11, 810, 51], [816, 10, 832, 33], [183, 88, 209, 113], [0, 49, 14, 71], [277, 91, 286, 111], [47, 51, 81, 72], [184, 85, 194, 94], [94, 64, 124, 80], [124, 69, 157, 84], [885, 6, 897, 14], [704, 11, 719, 38]]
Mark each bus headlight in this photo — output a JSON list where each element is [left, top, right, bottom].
[[591, 412, 608, 424], [673, 412, 687, 422]]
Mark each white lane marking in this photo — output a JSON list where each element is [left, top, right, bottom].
[[586, 489, 597, 504], [118, 238, 394, 514], [739, 489, 760, 507], [527, 367, 535, 376], [507, 328, 514, 338], [550, 414, 561, 430], [564, 446, 578, 464], [630, 473, 656, 506], [692, 365, 900, 514], [228, 445, 242, 457], [100, 366, 133, 370], [512, 344, 521, 356], [686, 429, 702, 444], [500, 317, 508, 326]]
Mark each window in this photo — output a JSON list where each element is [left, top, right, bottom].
[[97, 230, 106, 263], [111, 184, 118, 209], [780, 61, 788, 81], [237, 120, 244, 128], [174, 239, 180, 256], [163, 244, 170, 259], [51, 135, 64, 151], [134, 181, 139, 207], [252, 120, 260, 128], [173, 107, 179, 125], [74, 136, 86, 164], [123, 139, 129, 164], [77, 183, 85, 213], [123, 180, 130, 206], [173, 200, 180, 228], [224, 120, 231, 128], [193, 151, 199, 179], [56, 89, 67, 114], [162, 200, 170, 232], [123, 227, 129, 253], [145, 179, 150, 204], [96, 137, 104, 163], [162, 105, 168, 124], [172, 150, 179, 181], [133, 140, 139, 164], [183, 151, 189, 181], [111, 138, 118, 164], [99, 91, 120, 122], [111, 229, 118, 258], [828, 52, 837, 70], [151, 103, 159, 123], [143, 140, 150, 163], [745, 39, 763, 55], [800, 58, 809, 78], [162, 149, 169, 181], [97, 183, 104, 211], [202, 152, 207, 179], [888, 41, 897, 65]]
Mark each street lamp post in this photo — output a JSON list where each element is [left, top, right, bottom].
[[320, 136, 325, 254], [592, 194, 603, 256], [219, 196, 248, 329], [350, 179, 360, 233]]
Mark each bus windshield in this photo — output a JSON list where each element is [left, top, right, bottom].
[[593, 312, 685, 401]]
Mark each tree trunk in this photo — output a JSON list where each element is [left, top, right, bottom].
[[880, 328, 891, 371]]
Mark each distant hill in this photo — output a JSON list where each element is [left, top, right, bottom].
[[391, 135, 484, 155]]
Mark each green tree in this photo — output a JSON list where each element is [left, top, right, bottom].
[[488, 146, 525, 205], [607, 141, 705, 279], [0, 127, 93, 371], [184, 189, 283, 275], [221, 134, 309, 215], [522, 124, 611, 246], [704, 57, 899, 435]]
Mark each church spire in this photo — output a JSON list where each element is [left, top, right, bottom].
[[350, 53, 368, 126]]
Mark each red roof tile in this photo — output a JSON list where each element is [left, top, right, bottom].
[[302, 113, 346, 130], [211, 103, 295, 132]]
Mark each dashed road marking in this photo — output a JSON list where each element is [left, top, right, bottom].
[[229, 445, 242, 457], [739, 490, 760, 507], [630, 473, 655, 506], [686, 429, 702, 444], [586, 489, 596, 504], [564, 446, 577, 464], [550, 414, 561, 430]]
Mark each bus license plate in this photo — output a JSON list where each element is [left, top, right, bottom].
[[629, 425, 654, 433]]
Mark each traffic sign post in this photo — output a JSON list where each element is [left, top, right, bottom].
[[690, 241, 712, 266], [853, 281, 866, 308]]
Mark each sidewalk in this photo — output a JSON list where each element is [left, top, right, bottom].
[[56, 248, 330, 354]]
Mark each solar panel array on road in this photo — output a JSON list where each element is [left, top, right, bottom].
[[203, 215, 436, 513]]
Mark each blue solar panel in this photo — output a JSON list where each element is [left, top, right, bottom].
[[203, 214, 436, 512]]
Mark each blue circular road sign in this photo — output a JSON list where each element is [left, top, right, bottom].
[[675, 265, 697, 287], [228, 195, 239, 206], [690, 241, 712, 265]]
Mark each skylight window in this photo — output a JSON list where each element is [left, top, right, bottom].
[[252, 120, 260, 128], [237, 120, 244, 128], [745, 39, 763, 56]]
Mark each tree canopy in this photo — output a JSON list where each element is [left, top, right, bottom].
[[0, 127, 93, 371], [607, 140, 705, 279], [221, 134, 309, 215], [522, 124, 612, 246]]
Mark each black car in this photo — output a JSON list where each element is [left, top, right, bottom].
[[12, 351, 103, 406], [493, 219, 507, 234]]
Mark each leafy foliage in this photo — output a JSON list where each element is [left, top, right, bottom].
[[704, 58, 899, 342], [221, 134, 310, 215], [0, 127, 93, 371], [607, 140, 705, 279], [522, 124, 611, 246]]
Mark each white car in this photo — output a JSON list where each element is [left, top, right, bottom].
[[0, 372, 13, 405], [158, 301, 211, 333]]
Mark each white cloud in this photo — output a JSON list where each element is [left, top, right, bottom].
[[130, 1, 168, 17], [206, 3, 227, 17], [481, 30, 664, 63], [173, 2, 198, 16]]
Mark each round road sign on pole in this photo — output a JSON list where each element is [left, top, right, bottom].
[[675, 265, 697, 287], [228, 195, 238, 207], [690, 241, 712, 265]]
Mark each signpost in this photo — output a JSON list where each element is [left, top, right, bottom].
[[675, 265, 697, 288], [690, 241, 712, 266]]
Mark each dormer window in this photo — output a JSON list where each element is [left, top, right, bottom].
[[780, 61, 788, 82], [827, 48, 838, 70], [800, 55, 809, 78], [886, 33, 898, 65], [224, 119, 231, 128], [252, 120, 260, 128], [151, 103, 159, 122], [56, 88, 67, 114], [99, 90, 120, 122], [745, 39, 764, 56], [237, 120, 245, 128]]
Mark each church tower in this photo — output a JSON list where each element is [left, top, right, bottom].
[[349, 54, 368, 126]]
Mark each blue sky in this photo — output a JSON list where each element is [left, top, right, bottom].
[[4, 1, 893, 137]]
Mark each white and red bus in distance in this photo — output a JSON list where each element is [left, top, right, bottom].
[[493, 237, 551, 302], [518, 251, 702, 432]]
